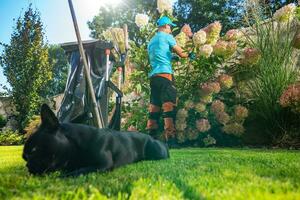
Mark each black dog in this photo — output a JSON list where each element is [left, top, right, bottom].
[[23, 104, 169, 176]]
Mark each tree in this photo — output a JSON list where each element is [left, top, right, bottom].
[[88, 0, 157, 41], [0, 5, 51, 129], [41, 45, 69, 97], [174, 0, 245, 33]]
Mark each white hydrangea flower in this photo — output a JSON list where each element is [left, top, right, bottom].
[[273, 3, 296, 23], [157, 0, 173, 14], [135, 14, 149, 28], [199, 44, 213, 58], [193, 30, 207, 46], [175, 32, 188, 48]]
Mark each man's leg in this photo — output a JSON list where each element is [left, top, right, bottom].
[[162, 102, 176, 141], [146, 104, 161, 140]]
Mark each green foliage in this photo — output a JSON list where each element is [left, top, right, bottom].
[[174, 0, 244, 32], [41, 45, 69, 97], [129, 178, 184, 199], [0, 5, 52, 129], [0, 129, 23, 145], [88, 0, 157, 41], [1, 146, 300, 199], [0, 115, 7, 128], [122, 98, 148, 132], [243, 2, 299, 143]]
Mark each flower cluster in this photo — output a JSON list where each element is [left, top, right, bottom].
[[234, 105, 249, 122], [175, 32, 189, 48], [211, 100, 225, 113], [135, 14, 149, 28], [225, 29, 242, 41], [215, 111, 230, 125], [202, 21, 222, 45], [292, 33, 300, 49], [184, 100, 195, 109], [213, 40, 237, 58], [199, 44, 213, 58], [195, 102, 206, 113], [157, 0, 173, 14], [273, 3, 296, 23], [218, 74, 233, 89], [181, 24, 193, 38], [176, 109, 188, 131], [223, 122, 245, 136], [203, 134, 216, 146], [200, 82, 221, 97], [240, 48, 261, 66], [127, 125, 138, 132], [176, 108, 188, 143], [193, 30, 207, 47], [196, 119, 211, 132], [187, 128, 199, 140], [279, 83, 300, 113]]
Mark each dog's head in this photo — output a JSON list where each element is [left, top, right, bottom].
[[23, 104, 69, 175]]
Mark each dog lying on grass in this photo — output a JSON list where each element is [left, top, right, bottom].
[[23, 104, 169, 176]]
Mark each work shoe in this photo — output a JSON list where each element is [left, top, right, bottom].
[[148, 129, 161, 140]]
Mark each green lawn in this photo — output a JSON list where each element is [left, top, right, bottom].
[[0, 146, 299, 200]]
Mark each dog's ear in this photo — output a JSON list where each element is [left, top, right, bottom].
[[41, 104, 59, 129]]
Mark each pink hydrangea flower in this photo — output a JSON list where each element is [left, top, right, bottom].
[[223, 123, 245, 136], [211, 100, 225, 114], [184, 100, 195, 109], [215, 111, 230, 125], [200, 82, 215, 95], [210, 82, 221, 93], [176, 122, 187, 131], [181, 24, 193, 38], [234, 105, 249, 121], [196, 119, 211, 132], [225, 29, 242, 41], [241, 48, 261, 65], [195, 102, 206, 113], [203, 21, 222, 45], [213, 40, 237, 58], [127, 125, 138, 132], [273, 3, 296, 23], [176, 109, 189, 119], [201, 95, 213, 104], [218, 74, 233, 89], [199, 44, 213, 58], [293, 33, 300, 49], [187, 128, 199, 140], [279, 83, 300, 113], [213, 40, 228, 56]]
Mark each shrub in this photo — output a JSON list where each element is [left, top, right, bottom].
[[242, 1, 300, 144], [24, 115, 41, 139], [0, 115, 7, 128], [0, 129, 24, 145]]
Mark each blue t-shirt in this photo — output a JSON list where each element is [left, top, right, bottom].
[[147, 31, 177, 77]]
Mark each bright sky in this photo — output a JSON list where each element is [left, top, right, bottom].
[[0, 0, 120, 89]]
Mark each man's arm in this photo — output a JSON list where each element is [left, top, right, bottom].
[[172, 45, 189, 58]]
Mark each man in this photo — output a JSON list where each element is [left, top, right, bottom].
[[146, 16, 193, 142]]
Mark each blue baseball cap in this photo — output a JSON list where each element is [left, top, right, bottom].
[[157, 16, 176, 27]]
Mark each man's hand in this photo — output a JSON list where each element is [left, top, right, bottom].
[[172, 45, 189, 58]]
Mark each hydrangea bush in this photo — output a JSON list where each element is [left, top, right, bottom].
[[101, 1, 300, 147]]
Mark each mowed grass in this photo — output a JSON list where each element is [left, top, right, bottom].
[[0, 146, 300, 200]]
